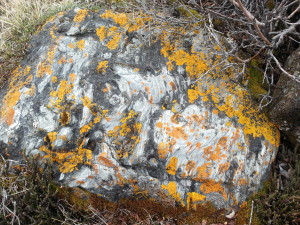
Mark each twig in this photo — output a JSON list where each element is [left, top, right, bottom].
[[231, 0, 265, 26], [235, 47, 265, 63], [272, 19, 300, 46], [270, 53, 300, 83], [287, 4, 300, 19], [249, 200, 254, 225]]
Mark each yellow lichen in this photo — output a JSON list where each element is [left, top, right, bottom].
[[76, 40, 85, 50], [36, 47, 56, 77], [73, 9, 89, 23], [40, 143, 92, 174], [161, 181, 183, 205], [0, 66, 32, 125], [106, 33, 122, 50], [80, 123, 92, 134], [96, 61, 108, 73], [187, 192, 206, 210], [187, 86, 201, 103], [166, 156, 178, 175], [108, 110, 142, 159], [96, 26, 106, 42], [101, 10, 128, 26], [51, 76, 58, 83]]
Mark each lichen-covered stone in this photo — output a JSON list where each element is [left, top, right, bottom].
[[0, 9, 279, 209], [269, 47, 300, 146]]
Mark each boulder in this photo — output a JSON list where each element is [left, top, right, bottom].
[[0, 8, 279, 209], [269, 47, 300, 146]]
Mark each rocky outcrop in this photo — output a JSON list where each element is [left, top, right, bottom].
[[269, 47, 300, 146], [0, 8, 279, 209]]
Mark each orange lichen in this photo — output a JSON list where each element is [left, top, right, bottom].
[[101, 10, 128, 26], [78, 96, 107, 134], [187, 86, 201, 103], [48, 79, 74, 113], [200, 180, 227, 200], [98, 156, 115, 168], [40, 143, 92, 173], [166, 156, 178, 175], [0, 66, 32, 125], [187, 192, 206, 210], [95, 25, 122, 50], [161, 181, 183, 204], [69, 73, 77, 83], [238, 178, 248, 186], [166, 61, 174, 71], [4, 108, 16, 126], [80, 123, 93, 134], [170, 114, 181, 124], [73, 9, 89, 22], [51, 76, 58, 83], [76, 40, 85, 50], [168, 127, 188, 140], [218, 162, 230, 174], [196, 142, 202, 149], [186, 160, 196, 174], [212, 109, 218, 115], [106, 34, 122, 50], [96, 61, 108, 73], [108, 110, 142, 159], [47, 132, 58, 143], [195, 163, 212, 180], [58, 57, 67, 64], [76, 180, 85, 184], [36, 47, 56, 77], [96, 26, 106, 42], [68, 43, 75, 48], [160, 33, 208, 78], [157, 18, 279, 147], [157, 142, 171, 159]]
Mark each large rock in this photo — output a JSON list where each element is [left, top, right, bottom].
[[269, 47, 300, 146], [0, 9, 279, 209]]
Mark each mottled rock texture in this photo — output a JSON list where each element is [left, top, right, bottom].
[[270, 47, 300, 146], [0, 9, 279, 209]]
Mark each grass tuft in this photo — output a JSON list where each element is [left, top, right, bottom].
[[251, 142, 300, 225], [0, 0, 109, 88]]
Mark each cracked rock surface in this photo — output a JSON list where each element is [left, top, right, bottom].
[[0, 9, 279, 209]]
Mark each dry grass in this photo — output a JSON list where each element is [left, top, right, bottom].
[[0, 0, 111, 87], [0, 0, 79, 87], [252, 142, 300, 225]]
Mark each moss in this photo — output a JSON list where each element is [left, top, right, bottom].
[[235, 201, 261, 225], [177, 6, 203, 19], [247, 59, 268, 100], [266, 0, 275, 10]]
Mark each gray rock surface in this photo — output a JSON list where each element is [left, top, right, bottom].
[[270, 47, 300, 146], [0, 9, 279, 209]]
